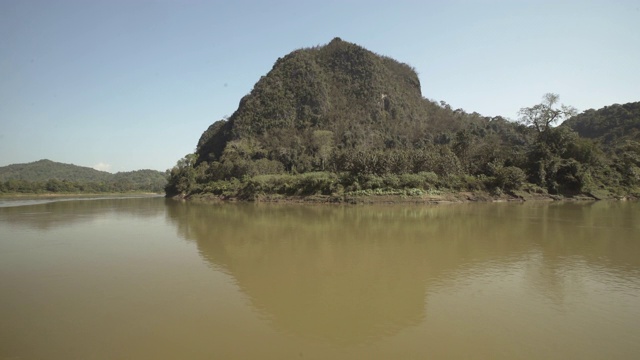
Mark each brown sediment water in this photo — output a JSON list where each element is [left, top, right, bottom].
[[1, 197, 639, 359]]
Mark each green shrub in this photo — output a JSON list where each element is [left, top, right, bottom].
[[381, 174, 400, 188], [495, 166, 527, 191], [437, 174, 485, 191], [360, 174, 385, 190], [296, 172, 339, 195], [398, 173, 424, 188]]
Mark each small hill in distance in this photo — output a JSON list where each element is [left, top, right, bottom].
[[0, 159, 111, 182], [0, 159, 167, 194]]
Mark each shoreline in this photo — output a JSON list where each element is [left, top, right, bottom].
[[173, 190, 637, 205], [0, 192, 163, 200]]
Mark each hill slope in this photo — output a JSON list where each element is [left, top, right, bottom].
[[195, 38, 466, 171], [562, 101, 640, 144], [0, 159, 112, 182], [0, 160, 167, 193]]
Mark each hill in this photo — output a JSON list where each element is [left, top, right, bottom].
[[0, 159, 112, 182], [167, 39, 639, 200], [198, 38, 428, 163], [192, 38, 485, 174], [560, 101, 640, 196], [562, 101, 640, 144], [0, 160, 167, 194]]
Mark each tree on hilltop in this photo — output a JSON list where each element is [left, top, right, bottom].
[[519, 93, 577, 133]]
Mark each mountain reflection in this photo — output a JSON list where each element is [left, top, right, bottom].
[[165, 201, 614, 345]]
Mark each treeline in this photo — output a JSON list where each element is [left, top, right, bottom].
[[0, 160, 167, 194], [167, 99, 640, 200], [0, 177, 166, 194]]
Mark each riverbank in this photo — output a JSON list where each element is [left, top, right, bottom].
[[167, 170, 640, 205], [0, 193, 164, 208], [0, 192, 162, 200], [174, 189, 636, 205]]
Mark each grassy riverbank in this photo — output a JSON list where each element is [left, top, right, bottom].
[[179, 192, 637, 204], [172, 172, 637, 204]]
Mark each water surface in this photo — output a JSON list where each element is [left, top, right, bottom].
[[1, 198, 639, 359]]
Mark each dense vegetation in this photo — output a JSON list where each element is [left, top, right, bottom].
[[562, 102, 640, 144], [166, 38, 639, 201], [0, 159, 167, 194]]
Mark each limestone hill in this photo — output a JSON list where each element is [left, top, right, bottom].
[[195, 38, 468, 175], [167, 39, 639, 200]]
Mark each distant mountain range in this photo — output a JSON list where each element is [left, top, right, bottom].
[[0, 159, 167, 193]]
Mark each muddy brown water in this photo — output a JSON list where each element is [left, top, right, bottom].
[[1, 197, 639, 359]]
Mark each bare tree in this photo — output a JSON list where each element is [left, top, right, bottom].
[[518, 93, 577, 132]]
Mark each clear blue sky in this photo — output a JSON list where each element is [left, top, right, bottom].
[[1, 0, 638, 172]]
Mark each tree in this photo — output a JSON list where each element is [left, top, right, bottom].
[[519, 93, 577, 133], [311, 130, 334, 170], [165, 154, 199, 196]]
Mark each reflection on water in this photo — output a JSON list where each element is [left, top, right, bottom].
[[166, 203, 529, 344], [165, 201, 640, 356], [1, 198, 640, 359]]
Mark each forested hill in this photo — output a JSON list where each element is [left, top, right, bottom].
[[562, 101, 640, 144], [167, 38, 639, 200], [0, 159, 167, 193], [194, 37, 473, 170], [0, 159, 111, 182]]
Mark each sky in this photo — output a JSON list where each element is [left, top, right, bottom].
[[1, 0, 639, 173]]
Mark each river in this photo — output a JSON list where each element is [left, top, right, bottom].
[[1, 197, 639, 359]]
